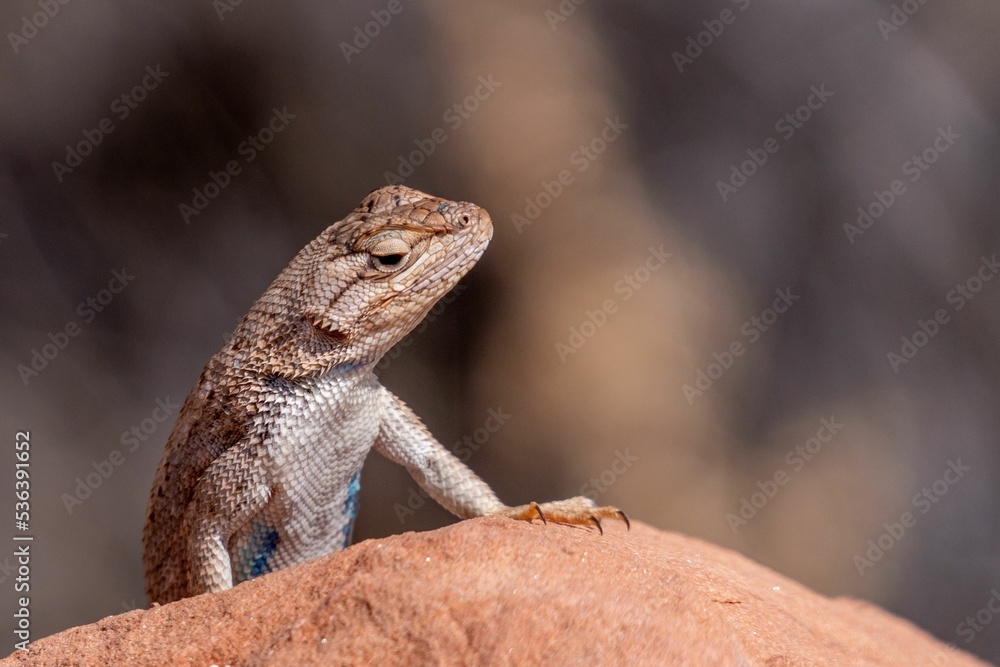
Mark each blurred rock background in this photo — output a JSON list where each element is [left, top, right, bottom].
[[1, 0, 999, 661]]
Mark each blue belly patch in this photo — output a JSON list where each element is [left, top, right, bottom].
[[237, 523, 280, 581], [341, 472, 361, 547]]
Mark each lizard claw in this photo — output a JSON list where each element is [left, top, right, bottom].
[[498, 496, 629, 534], [530, 501, 547, 525]]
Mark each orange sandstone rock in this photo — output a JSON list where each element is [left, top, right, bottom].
[[1, 518, 983, 666]]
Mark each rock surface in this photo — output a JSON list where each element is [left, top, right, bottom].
[[1, 518, 984, 666]]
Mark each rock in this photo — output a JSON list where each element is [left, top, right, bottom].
[[1, 518, 984, 666]]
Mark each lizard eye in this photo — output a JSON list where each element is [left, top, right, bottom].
[[370, 237, 411, 272]]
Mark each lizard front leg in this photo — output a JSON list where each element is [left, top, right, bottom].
[[373, 387, 629, 533], [184, 442, 272, 595]]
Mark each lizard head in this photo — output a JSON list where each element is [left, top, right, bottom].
[[289, 185, 493, 373]]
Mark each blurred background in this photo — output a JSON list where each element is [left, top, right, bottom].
[[2, 0, 999, 661]]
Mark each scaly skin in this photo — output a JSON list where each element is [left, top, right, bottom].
[[142, 185, 627, 604]]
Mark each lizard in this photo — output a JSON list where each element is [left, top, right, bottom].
[[142, 185, 628, 605]]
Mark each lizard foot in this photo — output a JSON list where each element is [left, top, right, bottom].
[[497, 496, 630, 535]]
